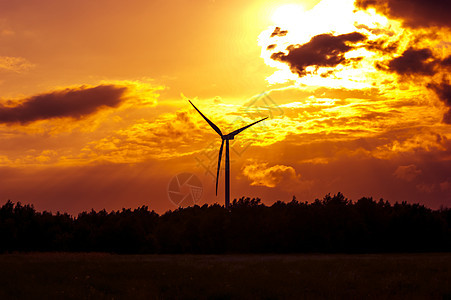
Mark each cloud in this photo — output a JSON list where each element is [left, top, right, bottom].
[[377, 48, 436, 76], [0, 85, 128, 125], [355, 0, 451, 28], [442, 56, 451, 67], [246, 126, 451, 208], [355, 24, 391, 36], [270, 32, 367, 77], [428, 80, 451, 124], [270, 27, 288, 38], [393, 164, 422, 181], [364, 38, 399, 55], [266, 44, 276, 50], [371, 45, 451, 124], [80, 108, 211, 162], [242, 161, 301, 188], [0, 56, 34, 72]]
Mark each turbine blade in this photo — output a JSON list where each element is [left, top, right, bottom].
[[229, 117, 268, 137], [189, 100, 223, 137], [216, 139, 224, 196]]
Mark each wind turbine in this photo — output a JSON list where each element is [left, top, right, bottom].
[[189, 100, 267, 209]]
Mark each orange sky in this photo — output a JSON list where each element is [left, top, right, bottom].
[[0, 0, 450, 215]]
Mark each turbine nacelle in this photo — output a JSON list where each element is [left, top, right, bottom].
[[222, 134, 235, 140]]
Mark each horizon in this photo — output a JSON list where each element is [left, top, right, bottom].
[[1, 192, 448, 217], [0, 0, 450, 215]]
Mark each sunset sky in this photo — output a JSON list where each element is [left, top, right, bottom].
[[0, 0, 450, 214]]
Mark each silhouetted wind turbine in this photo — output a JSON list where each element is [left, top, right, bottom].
[[189, 100, 267, 209]]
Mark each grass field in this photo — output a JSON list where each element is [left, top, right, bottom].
[[0, 253, 450, 299]]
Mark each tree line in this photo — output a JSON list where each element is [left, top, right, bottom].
[[0, 193, 450, 253]]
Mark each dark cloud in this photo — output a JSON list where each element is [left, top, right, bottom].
[[364, 39, 398, 54], [428, 80, 451, 124], [355, 0, 451, 28], [320, 70, 335, 78], [0, 85, 127, 124], [266, 44, 276, 50], [378, 48, 436, 76], [270, 27, 288, 38], [442, 55, 451, 67], [270, 32, 367, 77]]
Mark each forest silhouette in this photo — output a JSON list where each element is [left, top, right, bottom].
[[0, 193, 450, 254]]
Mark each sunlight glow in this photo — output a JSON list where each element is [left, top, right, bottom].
[[258, 0, 405, 89], [271, 4, 305, 27]]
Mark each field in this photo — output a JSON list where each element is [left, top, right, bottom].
[[0, 253, 450, 299]]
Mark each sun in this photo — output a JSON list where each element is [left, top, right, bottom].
[[271, 4, 305, 27], [259, 0, 397, 88]]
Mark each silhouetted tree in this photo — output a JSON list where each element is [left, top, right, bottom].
[[0, 194, 450, 253]]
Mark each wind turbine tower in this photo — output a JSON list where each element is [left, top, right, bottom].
[[189, 100, 267, 209]]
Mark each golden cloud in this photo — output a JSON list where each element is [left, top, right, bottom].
[[242, 161, 301, 188], [0, 56, 34, 72]]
